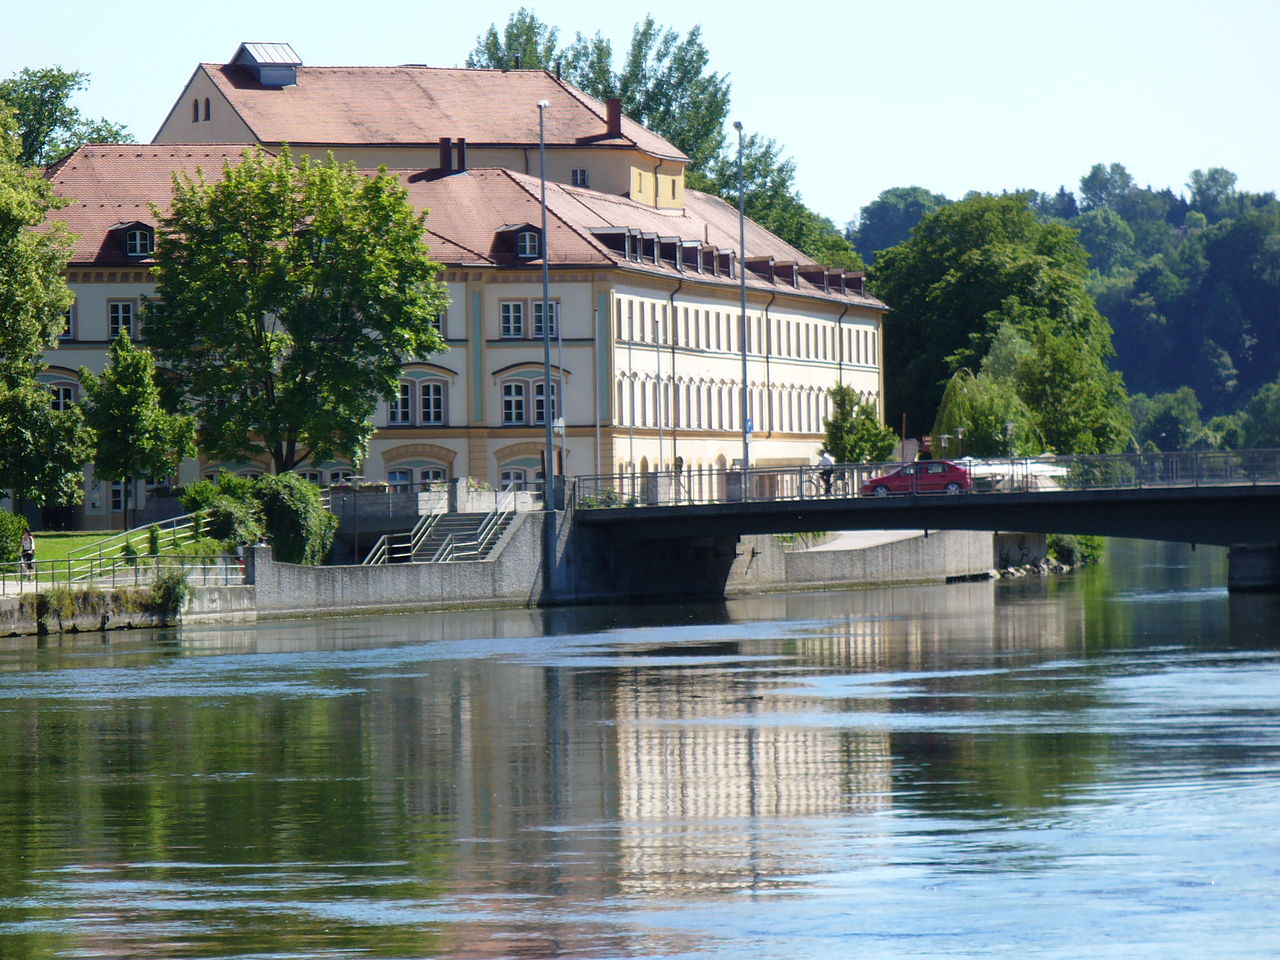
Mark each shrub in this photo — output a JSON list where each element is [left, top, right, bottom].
[[0, 512, 24, 564], [150, 570, 191, 619], [199, 495, 264, 546], [1048, 533, 1105, 566], [148, 524, 162, 556], [252, 473, 337, 565]]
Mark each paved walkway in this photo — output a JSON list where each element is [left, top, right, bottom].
[[802, 529, 926, 552]]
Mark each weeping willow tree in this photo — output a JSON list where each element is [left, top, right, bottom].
[[931, 369, 1045, 457]]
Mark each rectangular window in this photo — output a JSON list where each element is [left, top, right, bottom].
[[502, 382, 526, 424], [533, 380, 558, 425], [571, 168, 589, 188], [421, 381, 445, 425], [110, 482, 125, 512], [60, 304, 75, 340], [532, 300, 559, 338], [387, 468, 413, 492], [500, 301, 524, 339], [389, 382, 412, 424], [108, 300, 135, 339], [430, 309, 445, 336]]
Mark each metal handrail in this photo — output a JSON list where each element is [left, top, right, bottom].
[[431, 491, 517, 563], [571, 449, 1280, 510], [362, 510, 444, 565], [0, 552, 247, 595]]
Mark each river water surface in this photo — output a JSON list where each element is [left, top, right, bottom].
[[2, 540, 1279, 959]]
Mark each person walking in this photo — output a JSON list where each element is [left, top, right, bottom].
[[20, 528, 35, 579], [818, 450, 835, 495]]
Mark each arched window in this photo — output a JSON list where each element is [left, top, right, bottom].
[[203, 97, 211, 121], [387, 468, 413, 492], [502, 381, 526, 424], [192, 99, 199, 122], [533, 380, 557, 425]]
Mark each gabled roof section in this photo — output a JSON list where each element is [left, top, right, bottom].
[[43, 144, 255, 265], [199, 61, 685, 160]]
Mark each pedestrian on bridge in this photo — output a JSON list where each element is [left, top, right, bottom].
[[819, 450, 835, 496]]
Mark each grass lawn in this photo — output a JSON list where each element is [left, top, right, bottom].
[[30, 531, 117, 563]]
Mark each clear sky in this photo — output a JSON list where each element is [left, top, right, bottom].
[[4, 0, 1277, 226]]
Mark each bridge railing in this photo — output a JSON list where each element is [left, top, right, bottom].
[[571, 449, 1280, 510]]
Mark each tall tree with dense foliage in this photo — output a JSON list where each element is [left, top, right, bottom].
[[0, 67, 131, 166], [931, 369, 1043, 457], [79, 333, 197, 526], [821, 385, 897, 463], [872, 193, 1128, 450], [468, 11, 729, 179], [849, 186, 950, 265], [147, 147, 448, 474], [0, 106, 92, 508]]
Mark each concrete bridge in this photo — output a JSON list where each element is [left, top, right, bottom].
[[570, 451, 1280, 591]]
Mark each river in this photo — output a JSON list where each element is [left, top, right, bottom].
[[1, 539, 1278, 959]]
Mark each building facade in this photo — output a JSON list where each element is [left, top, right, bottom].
[[32, 44, 886, 528]]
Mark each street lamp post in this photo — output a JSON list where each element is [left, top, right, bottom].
[[734, 121, 749, 478], [538, 99, 555, 508]]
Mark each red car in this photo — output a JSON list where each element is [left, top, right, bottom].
[[861, 459, 972, 496]]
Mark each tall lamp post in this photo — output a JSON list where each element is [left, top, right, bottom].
[[538, 99, 555, 508], [734, 121, 749, 476]]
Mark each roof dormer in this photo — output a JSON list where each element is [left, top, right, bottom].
[[496, 223, 542, 260], [109, 221, 155, 258], [231, 42, 302, 87]]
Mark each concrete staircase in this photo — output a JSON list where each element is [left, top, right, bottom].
[[412, 511, 516, 562]]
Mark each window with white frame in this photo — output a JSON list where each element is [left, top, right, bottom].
[[429, 309, 445, 337], [387, 468, 413, 492], [500, 468, 527, 491], [110, 482, 126, 512], [420, 380, 445, 425], [500, 301, 524, 338], [532, 300, 559, 338], [60, 304, 75, 340], [108, 301, 135, 339], [125, 229, 153, 257], [533, 380, 558, 425], [49, 381, 77, 412], [571, 168, 589, 188], [329, 469, 354, 484], [296, 470, 323, 485], [419, 466, 446, 484], [502, 381, 526, 424], [515, 230, 540, 258], [389, 382, 413, 424]]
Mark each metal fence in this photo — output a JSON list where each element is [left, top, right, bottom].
[[571, 450, 1280, 510], [0, 554, 247, 596]]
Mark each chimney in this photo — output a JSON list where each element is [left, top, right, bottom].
[[555, 59, 562, 80], [455, 138, 467, 173], [438, 137, 453, 175], [606, 98, 622, 138], [513, 54, 521, 69]]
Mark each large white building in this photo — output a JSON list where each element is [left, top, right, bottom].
[[36, 44, 886, 528]]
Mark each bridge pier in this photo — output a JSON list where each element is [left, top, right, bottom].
[[1228, 544, 1280, 592]]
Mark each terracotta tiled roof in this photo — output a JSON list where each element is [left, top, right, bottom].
[[398, 169, 882, 307], [200, 64, 686, 161], [43, 144, 254, 265], [42, 146, 879, 307]]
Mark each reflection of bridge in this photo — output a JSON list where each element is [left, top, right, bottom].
[[570, 450, 1280, 591]]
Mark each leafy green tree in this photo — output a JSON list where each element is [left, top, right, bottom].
[[1032, 186, 1078, 221], [0, 105, 90, 510], [147, 147, 448, 474], [822, 385, 897, 463], [1129, 387, 1201, 451], [931, 369, 1043, 457], [1079, 162, 1134, 211], [871, 193, 1123, 446], [700, 133, 863, 269], [0, 383, 92, 509], [469, 12, 729, 179], [79, 333, 197, 527], [1241, 379, 1280, 448], [1074, 207, 1136, 275], [1188, 167, 1241, 223], [849, 186, 950, 264], [466, 8, 562, 72], [0, 67, 131, 166]]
